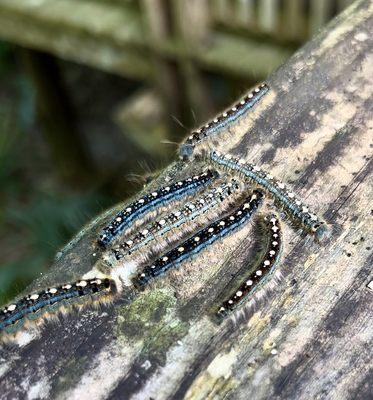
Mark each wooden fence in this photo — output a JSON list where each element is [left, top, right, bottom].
[[0, 0, 354, 160]]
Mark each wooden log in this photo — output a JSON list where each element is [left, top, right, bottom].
[[0, 1, 372, 399]]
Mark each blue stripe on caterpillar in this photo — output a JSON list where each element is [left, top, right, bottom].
[[134, 190, 264, 287], [210, 151, 327, 240], [98, 169, 218, 248], [179, 83, 269, 159], [113, 179, 241, 260], [0, 278, 116, 333]]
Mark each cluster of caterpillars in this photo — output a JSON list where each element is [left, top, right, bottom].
[[0, 82, 328, 337]]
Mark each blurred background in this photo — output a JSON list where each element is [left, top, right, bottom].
[[0, 0, 353, 305]]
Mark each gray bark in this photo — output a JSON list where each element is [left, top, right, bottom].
[[1, 1, 372, 399]]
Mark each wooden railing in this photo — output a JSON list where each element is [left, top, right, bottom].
[[0, 0, 354, 159]]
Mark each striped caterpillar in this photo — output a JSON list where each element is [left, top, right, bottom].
[[133, 190, 264, 288], [0, 277, 116, 336], [209, 151, 328, 240], [98, 170, 217, 248], [217, 214, 282, 319], [111, 179, 242, 262], [0, 65, 336, 340], [179, 83, 269, 160]]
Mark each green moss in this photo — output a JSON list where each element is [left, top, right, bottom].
[[115, 289, 177, 338], [116, 289, 188, 364]]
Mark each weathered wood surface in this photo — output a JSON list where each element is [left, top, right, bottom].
[[1, 1, 372, 399]]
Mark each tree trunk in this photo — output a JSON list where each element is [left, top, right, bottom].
[[1, 1, 372, 399]]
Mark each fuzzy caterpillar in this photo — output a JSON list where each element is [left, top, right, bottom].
[[111, 179, 242, 261], [179, 83, 269, 159], [98, 169, 217, 248], [216, 214, 282, 319], [0, 277, 116, 335], [209, 151, 327, 240], [134, 190, 264, 288]]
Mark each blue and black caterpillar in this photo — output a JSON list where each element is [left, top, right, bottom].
[[179, 83, 269, 159], [134, 190, 264, 287], [0, 278, 116, 334], [98, 170, 217, 247], [217, 214, 282, 318], [210, 151, 327, 240], [0, 81, 329, 338], [112, 179, 241, 260]]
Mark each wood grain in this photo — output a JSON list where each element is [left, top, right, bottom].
[[0, 1, 372, 399]]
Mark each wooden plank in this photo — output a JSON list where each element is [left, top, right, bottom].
[[0, 0, 152, 80], [140, 0, 187, 142], [310, 0, 333, 34], [258, 0, 279, 33], [171, 0, 214, 122], [172, 0, 211, 46], [213, 0, 234, 23], [194, 32, 292, 79], [283, 0, 306, 41], [1, 1, 371, 399], [0, 0, 292, 80], [235, 0, 256, 27]]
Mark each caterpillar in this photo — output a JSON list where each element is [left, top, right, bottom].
[[179, 83, 269, 159], [216, 214, 282, 319], [209, 151, 327, 240], [111, 179, 242, 261], [98, 169, 217, 248], [134, 190, 264, 288], [0, 277, 116, 335]]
